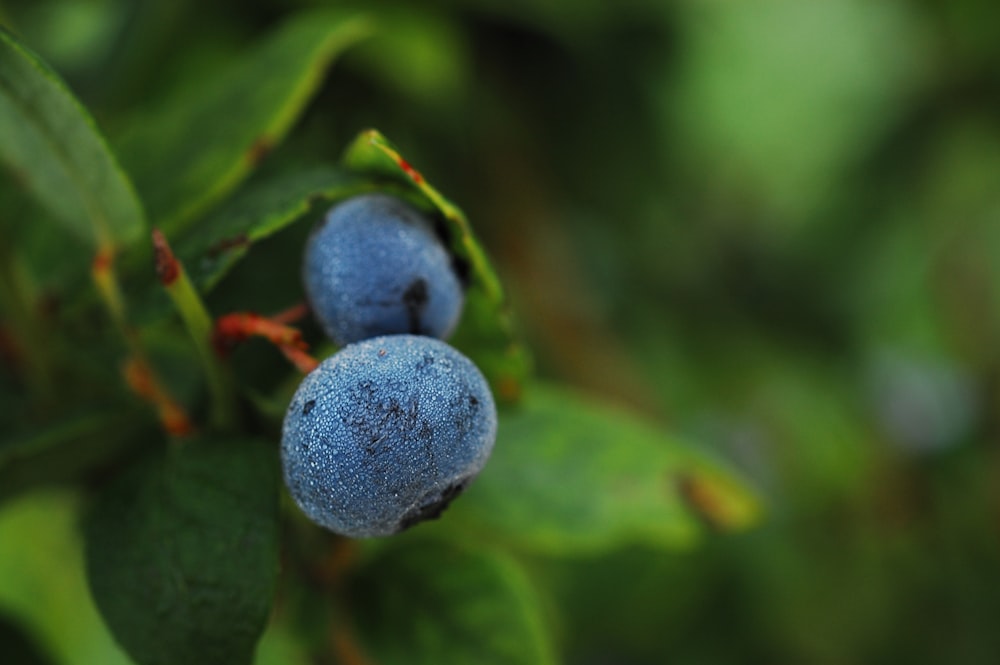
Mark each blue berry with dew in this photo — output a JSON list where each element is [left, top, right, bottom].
[[303, 193, 465, 346], [281, 334, 497, 537]]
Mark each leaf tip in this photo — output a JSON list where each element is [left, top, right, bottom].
[[360, 127, 382, 143]]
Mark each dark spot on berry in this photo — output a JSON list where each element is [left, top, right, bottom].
[[468, 395, 478, 406], [378, 348, 387, 357], [402, 278, 428, 333], [302, 400, 316, 415], [415, 354, 435, 371], [397, 478, 470, 532], [364, 430, 392, 457]]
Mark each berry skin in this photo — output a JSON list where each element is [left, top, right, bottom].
[[303, 193, 465, 346], [281, 335, 497, 538]]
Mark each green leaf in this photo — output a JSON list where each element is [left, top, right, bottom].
[[0, 410, 145, 504], [441, 383, 761, 555], [252, 616, 311, 665], [673, 2, 922, 222], [84, 437, 280, 665], [115, 11, 371, 234], [174, 165, 378, 293], [0, 491, 132, 665], [348, 539, 557, 665], [0, 610, 54, 665], [0, 27, 145, 247], [343, 129, 531, 402]]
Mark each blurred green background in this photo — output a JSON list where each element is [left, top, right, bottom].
[[3, 0, 1000, 663]]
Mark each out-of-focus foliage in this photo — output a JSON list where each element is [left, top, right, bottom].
[[2, 0, 1000, 663]]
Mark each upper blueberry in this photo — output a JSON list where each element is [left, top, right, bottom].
[[281, 334, 497, 538], [303, 193, 465, 346]]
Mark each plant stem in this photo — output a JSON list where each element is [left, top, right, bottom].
[[91, 238, 194, 438], [153, 230, 237, 430], [91, 243, 129, 336], [214, 311, 319, 374]]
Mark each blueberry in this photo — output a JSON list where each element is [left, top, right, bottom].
[[281, 334, 497, 537], [303, 193, 465, 346]]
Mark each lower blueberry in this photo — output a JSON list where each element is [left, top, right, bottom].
[[281, 334, 497, 537]]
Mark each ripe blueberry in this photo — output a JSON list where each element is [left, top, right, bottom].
[[281, 334, 497, 537], [303, 193, 464, 346]]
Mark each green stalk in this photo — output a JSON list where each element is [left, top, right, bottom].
[[92, 235, 195, 439], [91, 242, 129, 336], [153, 230, 237, 430]]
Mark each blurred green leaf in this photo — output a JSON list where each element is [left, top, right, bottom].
[[442, 383, 761, 555], [343, 129, 531, 402], [0, 610, 54, 665], [251, 615, 311, 665], [349, 539, 557, 665], [0, 491, 131, 665], [0, 176, 92, 307], [671, 1, 926, 222], [84, 437, 280, 665], [174, 165, 377, 293], [0, 26, 145, 247], [115, 10, 371, 234], [348, 9, 470, 108], [0, 410, 142, 504]]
